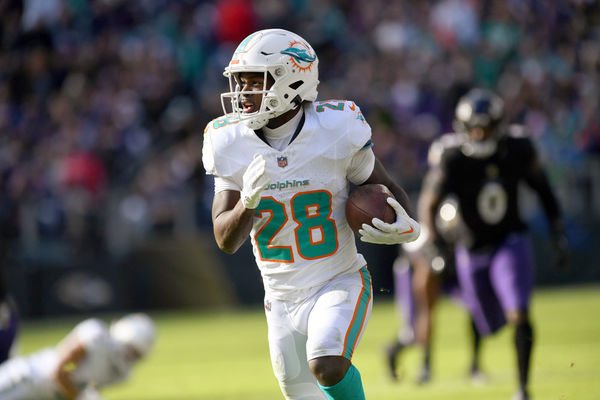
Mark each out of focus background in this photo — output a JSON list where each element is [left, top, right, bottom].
[[1, 0, 599, 317]]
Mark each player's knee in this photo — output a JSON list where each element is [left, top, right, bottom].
[[279, 381, 326, 400], [505, 309, 528, 325], [309, 356, 350, 387], [273, 358, 325, 400]]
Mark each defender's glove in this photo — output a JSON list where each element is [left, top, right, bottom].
[[241, 154, 271, 209], [359, 197, 421, 244]]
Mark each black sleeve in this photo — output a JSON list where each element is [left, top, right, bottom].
[[523, 141, 563, 235]]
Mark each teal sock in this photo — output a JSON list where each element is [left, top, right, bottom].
[[318, 364, 365, 400]]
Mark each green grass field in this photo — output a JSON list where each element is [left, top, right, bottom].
[[18, 285, 600, 400]]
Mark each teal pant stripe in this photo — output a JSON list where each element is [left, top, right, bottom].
[[360, 140, 374, 150], [343, 266, 372, 359]]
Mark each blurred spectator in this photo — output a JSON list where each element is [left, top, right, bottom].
[[214, 0, 258, 45]]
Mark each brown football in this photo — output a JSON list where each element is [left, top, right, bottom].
[[345, 184, 396, 235]]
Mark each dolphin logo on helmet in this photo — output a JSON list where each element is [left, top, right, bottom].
[[280, 43, 317, 71]]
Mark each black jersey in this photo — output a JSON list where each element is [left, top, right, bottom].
[[431, 129, 561, 250]]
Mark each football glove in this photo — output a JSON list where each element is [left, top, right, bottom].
[[359, 197, 421, 245], [241, 154, 271, 209]]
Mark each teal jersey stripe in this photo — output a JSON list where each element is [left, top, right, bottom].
[[360, 140, 373, 151], [343, 266, 372, 359]]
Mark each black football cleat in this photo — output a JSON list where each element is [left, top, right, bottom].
[[384, 341, 404, 381], [416, 366, 431, 385]]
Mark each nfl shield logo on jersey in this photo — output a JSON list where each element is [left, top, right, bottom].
[[277, 156, 288, 168]]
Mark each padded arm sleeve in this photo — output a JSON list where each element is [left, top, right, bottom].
[[347, 147, 375, 185]]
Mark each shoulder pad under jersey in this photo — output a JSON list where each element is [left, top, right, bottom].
[[72, 318, 108, 345], [202, 114, 246, 177], [502, 124, 536, 160], [309, 99, 372, 151], [428, 132, 463, 167]]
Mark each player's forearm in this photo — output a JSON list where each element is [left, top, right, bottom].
[[54, 342, 86, 400], [423, 206, 439, 242], [53, 365, 80, 400], [387, 183, 415, 219], [418, 171, 444, 241], [526, 161, 563, 226], [213, 201, 255, 253], [419, 190, 442, 242], [363, 158, 416, 219]]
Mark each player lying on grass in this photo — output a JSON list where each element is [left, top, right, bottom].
[[0, 313, 155, 400]]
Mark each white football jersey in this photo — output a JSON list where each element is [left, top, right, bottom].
[[203, 100, 373, 301], [57, 318, 131, 388]]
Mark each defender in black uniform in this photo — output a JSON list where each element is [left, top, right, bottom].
[[420, 88, 568, 400]]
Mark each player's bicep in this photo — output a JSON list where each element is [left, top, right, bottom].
[[212, 190, 241, 221], [418, 169, 445, 221], [54, 340, 87, 394], [212, 175, 241, 220], [523, 154, 548, 189], [421, 168, 445, 196]]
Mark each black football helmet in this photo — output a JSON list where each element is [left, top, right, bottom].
[[454, 88, 504, 132], [453, 88, 505, 158]]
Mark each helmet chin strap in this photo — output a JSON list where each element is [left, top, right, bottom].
[[242, 96, 303, 130], [291, 95, 303, 108], [242, 114, 270, 130]]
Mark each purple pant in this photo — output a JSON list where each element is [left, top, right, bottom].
[[392, 256, 463, 340], [455, 233, 534, 336]]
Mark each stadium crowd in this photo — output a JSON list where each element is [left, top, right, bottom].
[[0, 0, 598, 312]]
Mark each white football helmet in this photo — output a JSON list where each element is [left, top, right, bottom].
[[110, 313, 156, 358], [221, 28, 319, 130]]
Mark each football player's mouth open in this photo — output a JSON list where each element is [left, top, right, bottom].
[[242, 100, 256, 113]]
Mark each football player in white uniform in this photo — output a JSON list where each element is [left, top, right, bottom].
[[0, 313, 155, 400], [202, 28, 420, 399]]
